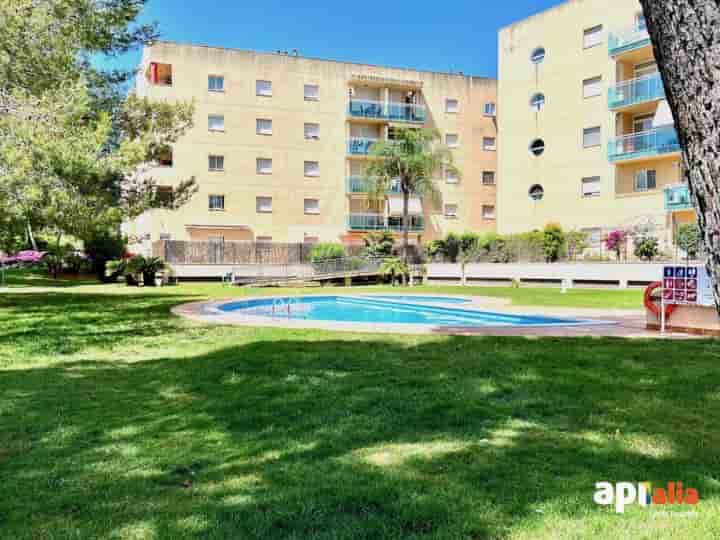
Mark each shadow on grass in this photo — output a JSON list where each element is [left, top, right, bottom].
[[1, 328, 719, 538]]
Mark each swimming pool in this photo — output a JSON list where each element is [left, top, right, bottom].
[[217, 295, 593, 328]]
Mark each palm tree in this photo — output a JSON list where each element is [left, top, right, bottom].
[[364, 128, 457, 263]]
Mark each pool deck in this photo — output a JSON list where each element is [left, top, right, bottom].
[[172, 294, 699, 339]]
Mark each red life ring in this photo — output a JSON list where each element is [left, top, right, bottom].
[[644, 281, 677, 319]]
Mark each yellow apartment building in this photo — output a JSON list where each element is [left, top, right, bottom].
[[497, 0, 695, 253], [125, 41, 498, 253]]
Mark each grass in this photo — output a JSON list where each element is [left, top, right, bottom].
[[1, 273, 718, 539]]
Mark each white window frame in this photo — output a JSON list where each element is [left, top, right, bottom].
[[583, 25, 604, 49], [208, 194, 225, 211], [482, 171, 496, 185], [208, 115, 225, 132], [483, 102, 496, 117], [583, 76, 603, 99], [483, 137, 497, 151], [256, 80, 272, 97], [583, 126, 601, 148], [581, 176, 601, 197], [256, 158, 272, 175], [208, 155, 224, 171], [635, 169, 657, 192], [304, 84, 319, 101], [444, 203, 458, 218], [208, 75, 225, 92], [482, 205, 496, 220], [445, 168, 459, 184], [256, 118, 273, 136], [445, 98, 459, 113], [445, 133, 459, 148], [304, 122, 320, 140], [304, 198, 320, 215], [256, 196, 273, 213], [304, 161, 320, 177]]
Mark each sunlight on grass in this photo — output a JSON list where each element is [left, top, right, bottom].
[[353, 441, 473, 467]]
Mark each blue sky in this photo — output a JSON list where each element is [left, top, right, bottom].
[[105, 0, 564, 78]]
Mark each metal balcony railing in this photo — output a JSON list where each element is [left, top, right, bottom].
[[348, 100, 426, 123], [608, 25, 651, 56], [347, 137, 379, 155], [608, 73, 664, 109], [346, 176, 402, 194], [347, 214, 424, 232], [665, 184, 693, 212], [608, 125, 680, 162]]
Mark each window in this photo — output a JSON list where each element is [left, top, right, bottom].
[[303, 235, 319, 245], [208, 155, 224, 171], [446, 133, 459, 148], [256, 236, 273, 242], [482, 171, 496, 185], [633, 113, 654, 133], [208, 75, 224, 92], [159, 233, 171, 241], [208, 115, 224, 132], [583, 25, 604, 48], [304, 198, 320, 214], [256, 118, 272, 135], [445, 98, 459, 113], [582, 228, 603, 248], [156, 186, 173, 204], [484, 103, 496, 117], [636, 13, 647, 31], [208, 195, 225, 211], [304, 122, 320, 139], [634, 60, 658, 78], [445, 168, 459, 184], [635, 169, 657, 191], [529, 184, 544, 201], [157, 147, 173, 167], [483, 137, 496, 151], [444, 204, 458, 218], [304, 84, 319, 101], [256, 80, 272, 96], [482, 205, 496, 220], [530, 93, 545, 112], [304, 161, 320, 177], [256, 196, 273, 213], [530, 139, 545, 156], [583, 76, 603, 98], [581, 176, 601, 197], [583, 126, 601, 148], [148, 62, 172, 85], [256, 158, 272, 174], [530, 47, 546, 64]]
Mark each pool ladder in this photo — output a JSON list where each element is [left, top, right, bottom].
[[271, 296, 298, 318]]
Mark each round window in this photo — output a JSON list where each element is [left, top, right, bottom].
[[530, 93, 545, 111], [529, 184, 544, 201], [530, 47, 546, 64], [530, 139, 545, 156]]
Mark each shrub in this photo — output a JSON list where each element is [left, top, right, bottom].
[[310, 243, 345, 263], [565, 230, 589, 261], [634, 235, 660, 261], [363, 232, 394, 258], [83, 231, 127, 282], [379, 257, 409, 286], [543, 223, 566, 263], [443, 233, 461, 263], [459, 231, 480, 253], [605, 230, 627, 261], [675, 223, 702, 260]]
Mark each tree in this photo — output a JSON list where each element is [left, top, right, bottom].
[[565, 230, 589, 261], [542, 223, 566, 263], [364, 128, 456, 262], [676, 223, 702, 261], [363, 232, 395, 259], [379, 258, 409, 287], [458, 243, 484, 286], [639, 0, 720, 312], [605, 230, 627, 261]]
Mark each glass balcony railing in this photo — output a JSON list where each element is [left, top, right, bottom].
[[608, 73, 665, 109], [347, 137, 379, 155], [347, 214, 424, 232], [346, 176, 402, 194], [665, 184, 693, 212], [348, 100, 426, 123], [608, 26, 651, 56], [608, 125, 680, 162]]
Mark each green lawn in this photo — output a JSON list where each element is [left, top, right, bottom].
[[1, 277, 718, 539]]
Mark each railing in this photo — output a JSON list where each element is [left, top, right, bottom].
[[665, 184, 693, 212], [347, 137, 379, 155], [608, 73, 664, 109], [608, 26, 651, 56], [346, 176, 402, 194], [348, 100, 426, 123], [235, 257, 390, 286], [347, 214, 424, 232], [608, 125, 680, 162]]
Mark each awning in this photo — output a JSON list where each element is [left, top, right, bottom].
[[386, 196, 422, 216], [653, 100, 674, 128]]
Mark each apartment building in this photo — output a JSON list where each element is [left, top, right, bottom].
[[497, 0, 694, 252], [125, 42, 498, 252]]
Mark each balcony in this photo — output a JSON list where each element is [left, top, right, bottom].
[[347, 137, 379, 156], [346, 176, 402, 194], [608, 73, 664, 110], [347, 214, 424, 232], [608, 125, 680, 163], [348, 100, 426, 123], [665, 184, 694, 212], [609, 26, 651, 57]]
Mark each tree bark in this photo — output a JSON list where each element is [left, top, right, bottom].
[[640, 0, 720, 314], [402, 186, 410, 264]]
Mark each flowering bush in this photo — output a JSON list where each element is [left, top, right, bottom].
[[0, 250, 46, 265], [605, 230, 627, 260]]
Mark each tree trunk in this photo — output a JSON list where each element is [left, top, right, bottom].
[[640, 0, 720, 314], [402, 188, 410, 264], [26, 223, 37, 251]]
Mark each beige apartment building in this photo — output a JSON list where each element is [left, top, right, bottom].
[[497, 0, 695, 253], [125, 41, 498, 252]]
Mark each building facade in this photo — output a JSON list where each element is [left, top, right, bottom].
[[126, 42, 498, 252], [497, 0, 695, 253]]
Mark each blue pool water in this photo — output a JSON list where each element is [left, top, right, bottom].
[[218, 296, 588, 328]]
